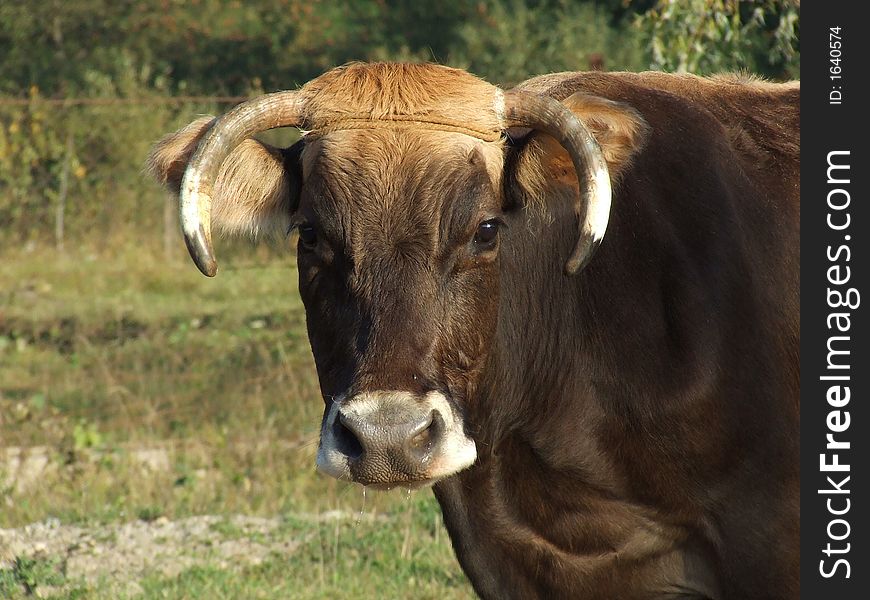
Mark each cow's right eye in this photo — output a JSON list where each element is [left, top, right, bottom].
[[473, 219, 500, 246], [298, 225, 318, 249]]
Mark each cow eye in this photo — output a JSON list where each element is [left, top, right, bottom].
[[473, 219, 500, 246], [298, 224, 318, 249]]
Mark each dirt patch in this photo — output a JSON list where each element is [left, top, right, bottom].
[[0, 511, 386, 593], [0, 515, 291, 594], [0, 511, 385, 595], [1, 446, 172, 494]]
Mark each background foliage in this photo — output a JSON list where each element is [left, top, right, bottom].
[[0, 0, 799, 249]]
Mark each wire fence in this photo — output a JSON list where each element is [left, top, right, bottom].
[[0, 95, 249, 107]]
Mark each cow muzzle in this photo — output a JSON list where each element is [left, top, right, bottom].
[[316, 390, 477, 488]]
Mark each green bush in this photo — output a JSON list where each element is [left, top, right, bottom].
[[452, 0, 646, 85], [635, 0, 800, 77]]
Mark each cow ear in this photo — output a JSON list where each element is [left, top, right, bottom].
[[146, 117, 298, 238], [512, 92, 649, 203]]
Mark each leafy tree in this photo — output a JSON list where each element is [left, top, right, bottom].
[[635, 0, 799, 78], [450, 0, 646, 85]]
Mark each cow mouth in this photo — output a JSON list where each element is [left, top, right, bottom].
[[315, 390, 477, 487]]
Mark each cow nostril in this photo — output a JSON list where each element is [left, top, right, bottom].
[[407, 410, 442, 456], [333, 417, 363, 460], [409, 425, 431, 450]]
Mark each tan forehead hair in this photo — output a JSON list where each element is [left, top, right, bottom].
[[301, 129, 505, 196], [298, 62, 504, 141]]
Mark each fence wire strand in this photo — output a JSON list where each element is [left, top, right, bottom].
[[0, 95, 249, 107]]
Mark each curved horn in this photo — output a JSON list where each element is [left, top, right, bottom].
[[180, 91, 305, 276], [501, 90, 611, 274]]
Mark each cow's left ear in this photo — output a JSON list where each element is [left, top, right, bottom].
[[512, 92, 649, 199]]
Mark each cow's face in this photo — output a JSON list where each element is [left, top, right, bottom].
[[146, 63, 648, 489], [296, 130, 505, 487]]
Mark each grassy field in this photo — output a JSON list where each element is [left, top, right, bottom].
[[0, 242, 474, 599]]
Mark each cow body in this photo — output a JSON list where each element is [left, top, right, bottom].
[[434, 72, 799, 599], [148, 64, 799, 599]]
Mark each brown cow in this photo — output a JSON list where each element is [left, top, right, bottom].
[[148, 63, 800, 599]]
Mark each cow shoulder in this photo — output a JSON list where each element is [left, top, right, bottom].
[[146, 117, 297, 237]]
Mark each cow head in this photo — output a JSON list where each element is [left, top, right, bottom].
[[148, 63, 647, 488]]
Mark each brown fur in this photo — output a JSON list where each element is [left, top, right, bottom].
[[147, 63, 800, 600], [517, 70, 799, 173]]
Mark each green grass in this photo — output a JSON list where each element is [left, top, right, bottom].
[[0, 244, 474, 598], [131, 499, 468, 600], [0, 555, 68, 597]]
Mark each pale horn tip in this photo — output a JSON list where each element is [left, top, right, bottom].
[[183, 224, 218, 277]]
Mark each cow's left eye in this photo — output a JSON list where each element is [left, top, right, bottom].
[[473, 219, 500, 246], [298, 224, 318, 249]]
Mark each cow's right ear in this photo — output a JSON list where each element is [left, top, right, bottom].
[[146, 116, 300, 238]]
